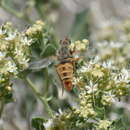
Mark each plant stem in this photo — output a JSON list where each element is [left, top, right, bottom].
[[43, 68, 49, 97], [25, 77, 54, 118]]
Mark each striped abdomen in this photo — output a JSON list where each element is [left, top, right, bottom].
[[56, 62, 73, 91]]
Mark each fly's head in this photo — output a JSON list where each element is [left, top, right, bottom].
[[57, 38, 73, 62], [60, 37, 71, 46]]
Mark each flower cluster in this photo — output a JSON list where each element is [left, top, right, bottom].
[[26, 20, 45, 37], [75, 60, 130, 98], [0, 22, 32, 72], [0, 20, 57, 104], [67, 58, 129, 128], [98, 120, 111, 130], [93, 41, 130, 68], [91, 19, 130, 70], [0, 22, 32, 102], [69, 39, 89, 52], [93, 18, 130, 43], [26, 20, 57, 57], [75, 91, 96, 118]]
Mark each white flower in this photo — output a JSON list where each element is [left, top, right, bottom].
[[43, 119, 54, 129], [6, 61, 17, 74], [114, 68, 129, 83], [21, 36, 32, 46], [79, 64, 91, 73], [78, 62, 93, 73], [14, 48, 23, 56], [101, 92, 115, 105], [19, 57, 30, 68], [5, 32, 17, 41], [55, 108, 63, 116], [102, 60, 115, 69], [85, 81, 98, 94]]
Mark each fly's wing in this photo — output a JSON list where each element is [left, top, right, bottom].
[[29, 57, 56, 71], [55, 64, 65, 95]]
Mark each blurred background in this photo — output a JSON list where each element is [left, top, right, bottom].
[[0, 0, 130, 129]]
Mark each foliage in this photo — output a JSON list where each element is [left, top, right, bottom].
[[0, 19, 130, 129], [0, 1, 130, 129]]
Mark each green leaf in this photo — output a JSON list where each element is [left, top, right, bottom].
[[40, 44, 56, 57], [95, 106, 105, 119], [70, 10, 90, 40], [31, 117, 47, 130]]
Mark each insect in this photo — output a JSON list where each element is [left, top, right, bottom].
[[55, 38, 79, 92], [29, 38, 79, 93]]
